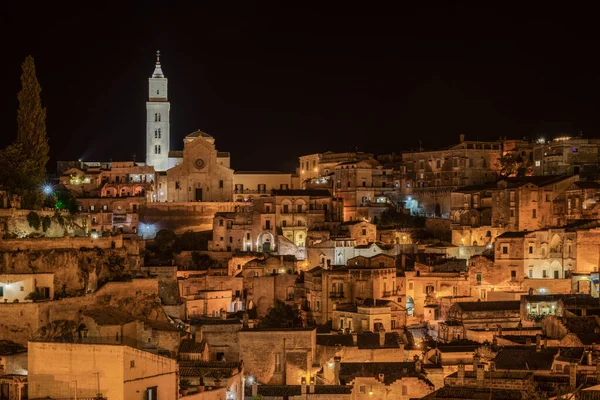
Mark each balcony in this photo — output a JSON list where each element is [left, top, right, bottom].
[[329, 291, 345, 299], [382, 289, 400, 297]]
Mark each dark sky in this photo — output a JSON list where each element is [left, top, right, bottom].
[[1, 3, 599, 173]]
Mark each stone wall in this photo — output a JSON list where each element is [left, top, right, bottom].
[[0, 279, 161, 345], [141, 202, 244, 235], [0, 234, 124, 251], [0, 209, 88, 239], [239, 328, 317, 385]]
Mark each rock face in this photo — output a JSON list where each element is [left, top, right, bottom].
[[0, 247, 139, 295]]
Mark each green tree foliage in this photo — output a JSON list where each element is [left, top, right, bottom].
[[41, 215, 52, 232], [27, 211, 41, 230], [17, 56, 49, 183], [25, 291, 48, 301], [54, 188, 79, 214], [259, 300, 304, 329], [378, 209, 426, 228], [0, 56, 49, 209]]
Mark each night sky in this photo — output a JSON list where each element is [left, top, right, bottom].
[[1, 3, 599, 173]]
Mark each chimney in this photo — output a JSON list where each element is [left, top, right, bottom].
[[473, 355, 481, 369], [252, 382, 258, 398], [457, 363, 465, 386], [476, 364, 485, 385], [569, 362, 577, 389], [333, 356, 341, 385], [459, 133, 465, 143], [379, 329, 386, 347], [414, 354, 422, 372], [536, 334, 541, 352]]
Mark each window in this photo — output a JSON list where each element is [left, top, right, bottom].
[[0, 287, 3, 297], [572, 147, 578, 153], [282, 220, 287, 227], [158, 128, 161, 138], [362, 228, 367, 236], [476, 273, 482, 283], [229, 237, 233, 243], [529, 268, 533, 278], [509, 191, 515, 202], [511, 270, 517, 279], [402, 385, 408, 396], [297, 204, 303, 213], [265, 220, 271, 230], [535, 160, 541, 167], [554, 270, 559, 279], [216, 352, 225, 361], [543, 270, 547, 278], [391, 320, 396, 329], [510, 209, 515, 217], [529, 246, 534, 254], [219, 219, 223, 226], [274, 353, 282, 373], [219, 180, 224, 189], [154, 145, 158, 154], [359, 386, 366, 394], [502, 246, 508, 254], [20, 286, 24, 291], [265, 205, 271, 213], [532, 209, 537, 219], [283, 204, 289, 213], [145, 386, 158, 400], [175, 181, 181, 190], [130, 360, 135, 368], [90, 205, 95, 211], [546, 194, 550, 202], [103, 205, 108, 210], [158, 145, 161, 154]]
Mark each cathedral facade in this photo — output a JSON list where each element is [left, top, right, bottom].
[[145, 52, 233, 202]]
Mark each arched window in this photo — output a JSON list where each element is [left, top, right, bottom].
[[154, 113, 158, 122], [154, 129, 158, 139], [157, 113, 161, 122], [158, 128, 161, 138], [154, 145, 158, 154], [158, 145, 161, 154]]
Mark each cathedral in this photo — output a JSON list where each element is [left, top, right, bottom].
[[146, 52, 234, 202]]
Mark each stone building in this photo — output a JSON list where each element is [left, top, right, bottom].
[[491, 175, 578, 231], [0, 340, 27, 400], [78, 195, 144, 234], [533, 136, 600, 176], [337, 360, 435, 400], [340, 220, 377, 246], [298, 151, 374, 181], [404, 263, 471, 318], [446, 301, 522, 330], [145, 51, 172, 172], [401, 134, 502, 217], [28, 340, 178, 400], [332, 160, 395, 222], [564, 181, 600, 221], [296, 254, 399, 325], [332, 300, 406, 333], [233, 171, 300, 201], [208, 191, 343, 255], [0, 273, 54, 302], [238, 327, 317, 385], [494, 229, 577, 280], [165, 130, 234, 202]]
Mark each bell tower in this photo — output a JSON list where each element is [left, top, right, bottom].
[[146, 50, 170, 171]]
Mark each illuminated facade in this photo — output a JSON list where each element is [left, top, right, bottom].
[[145, 51, 171, 172]]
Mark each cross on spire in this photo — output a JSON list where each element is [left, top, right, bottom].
[[152, 50, 164, 78]]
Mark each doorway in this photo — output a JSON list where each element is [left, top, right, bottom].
[[195, 188, 203, 201]]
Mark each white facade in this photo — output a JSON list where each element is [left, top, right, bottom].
[[146, 51, 171, 172]]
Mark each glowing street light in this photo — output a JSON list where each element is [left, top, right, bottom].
[[43, 185, 53, 195]]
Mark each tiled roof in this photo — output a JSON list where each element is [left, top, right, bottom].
[[0, 340, 26, 356], [455, 301, 521, 312], [357, 332, 403, 349], [422, 387, 524, 399], [179, 339, 207, 354], [316, 334, 355, 347], [493, 346, 559, 370], [339, 362, 423, 385], [243, 385, 352, 397]]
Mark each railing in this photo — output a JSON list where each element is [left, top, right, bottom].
[[382, 289, 400, 297], [330, 291, 345, 299]]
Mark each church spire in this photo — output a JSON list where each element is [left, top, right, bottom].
[[152, 50, 164, 78]]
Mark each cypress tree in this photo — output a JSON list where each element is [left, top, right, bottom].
[[16, 55, 49, 183]]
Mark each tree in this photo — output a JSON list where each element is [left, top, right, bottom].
[[17, 56, 49, 183], [259, 300, 305, 329]]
